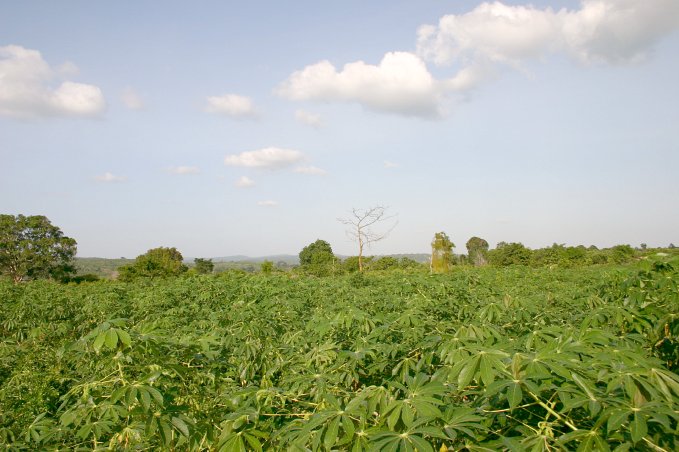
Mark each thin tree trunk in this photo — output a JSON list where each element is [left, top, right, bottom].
[[358, 234, 364, 272]]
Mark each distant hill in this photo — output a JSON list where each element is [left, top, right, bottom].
[[75, 257, 134, 279], [210, 254, 300, 265], [384, 253, 430, 263]]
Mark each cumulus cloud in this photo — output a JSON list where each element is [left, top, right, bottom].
[[95, 172, 126, 183], [295, 109, 323, 128], [235, 176, 255, 188], [384, 160, 399, 168], [205, 93, 258, 118], [277, 52, 447, 118], [167, 166, 200, 175], [294, 165, 327, 175], [278, 1, 678, 118], [122, 87, 145, 110], [417, 0, 679, 66], [224, 147, 304, 169], [257, 200, 277, 207], [0, 45, 105, 119]]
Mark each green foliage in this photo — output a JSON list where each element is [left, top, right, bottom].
[[532, 243, 588, 267], [193, 258, 214, 274], [466, 236, 489, 267], [75, 257, 133, 279], [342, 256, 364, 273], [611, 244, 635, 263], [397, 257, 422, 270], [1, 259, 678, 450], [299, 239, 337, 277], [117, 247, 188, 281], [260, 260, 274, 274], [488, 241, 532, 266], [62, 273, 100, 284], [343, 256, 422, 273], [371, 256, 400, 271], [0, 214, 77, 284], [431, 232, 454, 273]]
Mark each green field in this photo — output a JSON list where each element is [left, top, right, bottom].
[[1, 259, 678, 450]]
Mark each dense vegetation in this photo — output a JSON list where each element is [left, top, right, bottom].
[[1, 256, 678, 450]]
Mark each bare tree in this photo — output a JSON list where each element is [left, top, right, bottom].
[[338, 206, 397, 272]]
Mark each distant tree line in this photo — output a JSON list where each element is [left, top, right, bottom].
[[1, 213, 676, 283]]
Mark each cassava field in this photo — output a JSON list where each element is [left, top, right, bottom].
[[1, 259, 678, 451]]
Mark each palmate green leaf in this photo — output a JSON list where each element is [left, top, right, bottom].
[[630, 412, 647, 443], [408, 434, 434, 452], [441, 407, 485, 441], [59, 410, 77, 427], [606, 408, 630, 433], [147, 385, 164, 406], [480, 354, 494, 386], [576, 432, 611, 452], [243, 431, 264, 452], [500, 435, 526, 452], [387, 402, 402, 429], [558, 429, 610, 452], [117, 329, 132, 347], [126, 386, 138, 406], [105, 328, 118, 349], [324, 415, 340, 450], [76, 422, 93, 440], [507, 381, 523, 409], [458, 356, 480, 389], [171, 416, 190, 437], [410, 398, 443, 418], [218, 434, 247, 452], [649, 367, 679, 401], [92, 330, 107, 352]]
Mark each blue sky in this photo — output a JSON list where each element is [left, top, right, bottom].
[[1, 1, 678, 258]]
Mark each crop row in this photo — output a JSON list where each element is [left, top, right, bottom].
[[0, 260, 677, 450]]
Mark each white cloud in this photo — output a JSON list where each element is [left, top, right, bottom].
[[257, 200, 277, 207], [563, 0, 679, 63], [384, 160, 399, 168], [295, 109, 323, 128], [277, 1, 678, 118], [417, 0, 679, 66], [167, 166, 200, 175], [95, 172, 126, 183], [0, 45, 105, 119], [224, 147, 304, 169], [235, 176, 255, 188], [57, 61, 79, 77], [277, 52, 447, 118], [205, 93, 258, 118], [294, 165, 327, 175], [122, 87, 145, 110]]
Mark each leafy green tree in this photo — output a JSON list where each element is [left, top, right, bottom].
[[398, 257, 422, 269], [0, 214, 77, 284], [260, 260, 274, 274], [466, 236, 489, 267], [342, 255, 373, 273], [371, 256, 400, 271], [610, 244, 635, 264], [117, 247, 188, 281], [488, 242, 531, 266], [299, 239, 337, 276], [431, 232, 454, 273], [193, 258, 214, 274]]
